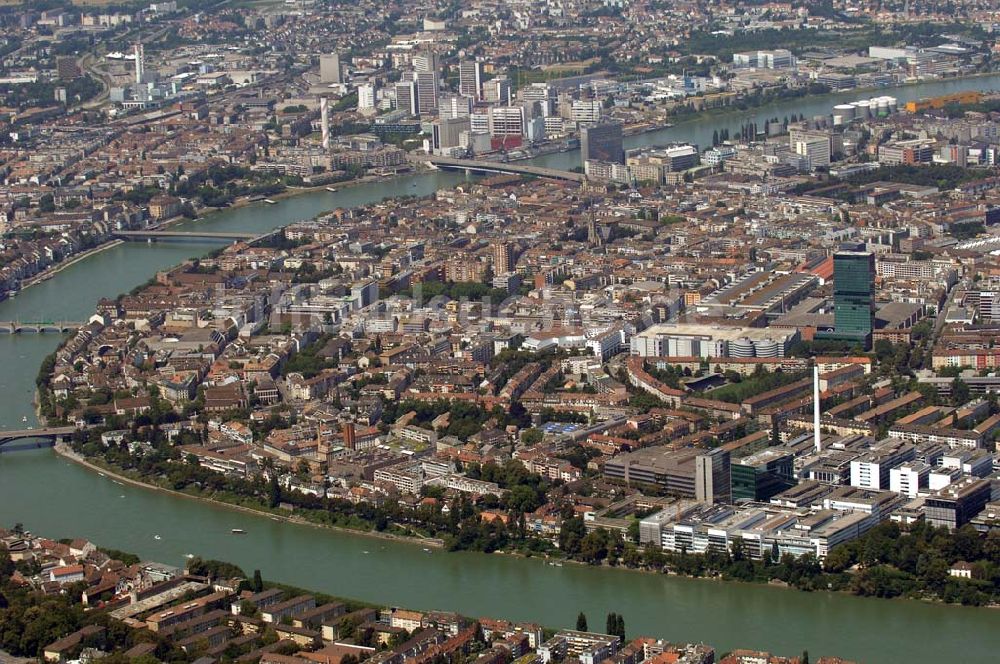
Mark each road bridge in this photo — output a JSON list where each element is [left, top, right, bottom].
[[0, 321, 85, 334], [0, 426, 79, 452], [113, 230, 259, 241], [412, 155, 584, 182]]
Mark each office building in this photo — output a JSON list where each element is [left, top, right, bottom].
[[794, 138, 831, 169], [458, 60, 482, 100], [432, 116, 470, 153], [488, 106, 525, 136], [320, 53, 342, 84], [889, 462, 931, 499], [394, 80, 418, 115], [627, 145, 700, 182], [571, 100, 603, 125], [439, 94, 472, 119], [519, 83, 555, 115], [580, 121, 624, 166], [833, 250, 876, 346], [413, 71, 439, 114], [413, 51, 440, 74], [629, 323, 797, 359], [483, 77, 512, 105], [850, 440, 915, 491], [695, 448, 732, 504], [604, 448, 701, 497], [351, 281, 380, 308], [730, 449, 795, 502], [924, 478, 992, 530]]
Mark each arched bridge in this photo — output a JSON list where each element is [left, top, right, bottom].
[[0, 426, 79, 452], [0, 321, 85, 334], [412, 155, 584, 182]]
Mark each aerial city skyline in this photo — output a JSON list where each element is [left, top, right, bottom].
[[1, 1, 1000, 663]]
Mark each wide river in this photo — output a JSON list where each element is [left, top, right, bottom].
[[3, 76, 1000, 662]]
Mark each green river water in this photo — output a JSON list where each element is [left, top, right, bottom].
[[2, 76, 1000, 662]]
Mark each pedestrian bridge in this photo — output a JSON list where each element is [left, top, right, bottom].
[[412, 155, 585, 182], [0, 321, 85, 334], [0, 426, 78, 452]]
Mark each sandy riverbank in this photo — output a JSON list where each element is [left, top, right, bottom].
[[52, 442, 445, 549]]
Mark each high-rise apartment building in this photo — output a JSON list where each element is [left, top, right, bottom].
[[492, 241, 516, 275], [357, 84, 376, 111]]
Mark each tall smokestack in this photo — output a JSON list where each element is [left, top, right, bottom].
[[813, 365, 821, 452], [134, 43, 144, 87], [320, 97, 330, 150]]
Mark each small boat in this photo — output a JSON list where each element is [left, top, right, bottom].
[[98, 472, 106, 478], [153, 535, 161, 540], [263, 199, 277, 205], [21, 415, 28, 423], [185, 553, 195, 559], [231, 528, 247, 535], [362, 550, 369, 554], [422, 547, 431, 553], [325, 186, 338, 192]]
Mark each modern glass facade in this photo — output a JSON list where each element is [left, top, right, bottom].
[[580, 121, 624, 165], [833, 251, 875, 346], [731, 452, 795, 502]]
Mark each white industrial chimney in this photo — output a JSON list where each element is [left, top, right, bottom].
[[320, 97, 330, 150], [134, 43, 145, 87], [813, 365, 821, 452]]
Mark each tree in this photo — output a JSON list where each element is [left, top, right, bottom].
[[615, 614, 625, 640], [268, 474, 281, 508], [626, 519, 640, 544], [951, 378, 970, 406], [252, 569, 263, 592], [606, 612, 617, 637], [576, 612, 588, 632], [559, 517, 586, 556], [521, 428, 544, 446]]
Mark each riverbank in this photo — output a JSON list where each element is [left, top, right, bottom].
[[690, 70, 1000, 125], [18, 239, 125, 294], [158, 169, 422, 233], [52, 442, 445, 549]]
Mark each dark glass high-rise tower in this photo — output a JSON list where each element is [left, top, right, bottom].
[[833, 250, 875, 347]]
